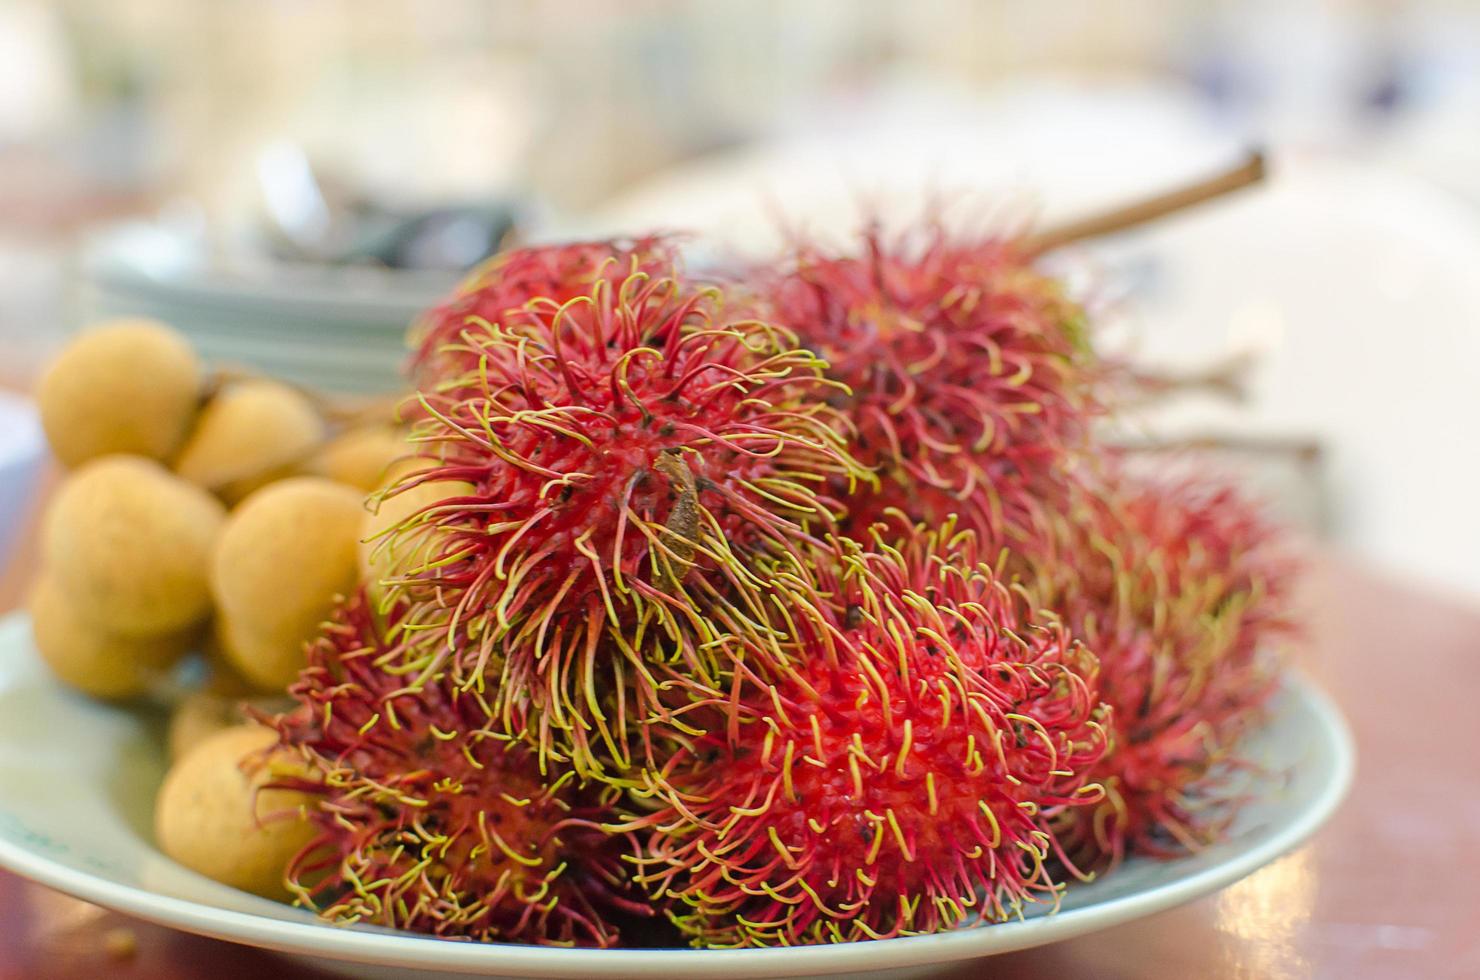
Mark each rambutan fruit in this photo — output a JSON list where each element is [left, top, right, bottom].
[[410, 237, 674, 385], [1022, 470, 1294, 865], [375, 268, 866, 777], [272, 589, 645, 947], [762, 225, 1098, 546], [618, 522, 1109, 947]]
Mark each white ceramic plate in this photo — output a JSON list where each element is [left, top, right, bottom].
[[76, 221, 450, 395], [0, 612, 1352, 979]]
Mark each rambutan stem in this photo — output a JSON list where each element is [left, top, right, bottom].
[[1021, 150, 1266, 256]]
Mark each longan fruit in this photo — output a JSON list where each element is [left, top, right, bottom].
[[211, 615, 307, 697], [358, 467, 474, 595], [210, 477, 363, 691], [167, 690, 240, 762], [166, 648, 286, 759], [43, 456, 226, 636], [28, 573, 195, 700], [37, 319, 202, 467], [166, 688, 289, 762], [307, 424, 406, 492], [174, 380, 324, 504], [154, 724, 316, 900]]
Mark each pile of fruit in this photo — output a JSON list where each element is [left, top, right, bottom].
[[28, 220, 1292, 949]]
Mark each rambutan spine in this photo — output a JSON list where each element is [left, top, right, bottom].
[[270, 589, 646, 947], [761, 224, 1099, 546], [373, 264, 870, 780], [615, 521, 1109, 947], [410, 237, 675, 385], [1020, 470, 1295, 866]]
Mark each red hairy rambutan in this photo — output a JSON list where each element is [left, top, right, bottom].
[[374, 267, 867, 778], [617, 522, 1109, 946], [1021, 471, 1294, 865], [761, 225, 1098, 545], [410, 237, 674, 385], [271, 589, 646, 947]]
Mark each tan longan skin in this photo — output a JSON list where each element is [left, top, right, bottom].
[[212, 614, 309, 695], [174, 380, 324, 504], [168, 643, 289, 758], [210, 477, 364, 691], [168, 690, 242, 762], [359, 471, 475, 595], [154, 724, 317, 900], [28, 574, 195, 700], [167, 689, 290, 762], [307, 424, 407, 492], [43, 456, 227, 636], [37, 319, 202, 468]]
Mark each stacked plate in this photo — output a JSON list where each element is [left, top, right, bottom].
[[78, 222, 456, 395]]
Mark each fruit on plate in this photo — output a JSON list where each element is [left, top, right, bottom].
[[621, 523, 1108, 946], [174, 379, 324, 504], [42, 456, 226, 636], [308, 423, 406, 492], [1021, 471, 1294, 866], [29, 156, 1296, 949], [28, 572, 196, 700], [209, 477, 363, 691], [154, 724, 316, 900], [167, 687, 290, 763], [273, 589, 648, 946], [36, 318, 203, 468], [378, 268, 865, 777], [760, 227, 1097, 548], [409, 237, 674, 384], [356, 464, 475, 598]]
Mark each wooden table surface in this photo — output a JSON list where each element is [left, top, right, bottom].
[[1, 467, 1477, 980]]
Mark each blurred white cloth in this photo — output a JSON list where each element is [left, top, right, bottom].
[[0, 2, 75, 143], [575, 77, 1246, 258], [1103, 154, 1480, 599], [575, 82, 1480, 597]]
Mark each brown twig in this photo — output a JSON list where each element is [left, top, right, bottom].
[[1021, 150, 1267, 256], [1115, 432, 1323, 465], [1121, 351, 1258, 407]]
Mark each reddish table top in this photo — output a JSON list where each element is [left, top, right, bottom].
[[2, 469, 1478, 980]]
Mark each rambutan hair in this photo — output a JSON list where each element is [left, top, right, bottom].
[[410, 237, 675, 384], [762, 224, 1099, 546], [372, 265, 868, 779], [1021, 470, 1295, 865], [271, 589, 647, 947], [617, 521, 1109, 947]]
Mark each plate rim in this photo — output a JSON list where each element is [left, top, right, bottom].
[[0, 612, 1355, 978]]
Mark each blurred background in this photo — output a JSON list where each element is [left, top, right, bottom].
[[2, 0, 1479, 598]]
